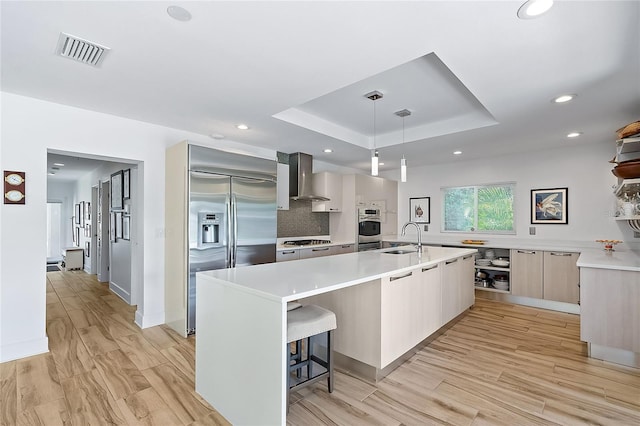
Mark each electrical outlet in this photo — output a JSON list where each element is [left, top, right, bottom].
[[529, 227, 536, 235], [423, 225, 428, 232]]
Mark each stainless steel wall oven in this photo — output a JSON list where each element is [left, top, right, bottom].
[[358, 207, 382, 251]]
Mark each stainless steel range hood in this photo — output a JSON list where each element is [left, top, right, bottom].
[[288, 152, 330, 201]]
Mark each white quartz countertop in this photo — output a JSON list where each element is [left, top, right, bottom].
[[576, 248, 640, 272], [197, 245, 476, 302]]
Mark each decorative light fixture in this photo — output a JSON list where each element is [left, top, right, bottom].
[[365, 91, 383, 176], [517, 0, 554, 19], [394, 109, 411, 183], [553, 94, 576, 103], [167, 5, 192, 22]]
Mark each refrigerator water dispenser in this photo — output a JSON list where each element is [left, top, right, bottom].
[[197, 212, 222, 246]]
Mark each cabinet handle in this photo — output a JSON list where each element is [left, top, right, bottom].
[[312, 247, 330, 252], [389, 272, 413, 281], [550, 252, 572, 256], [446, 259, 458, 265], [463, 255, 473, 260], [517, 250, 536, 254], [281, 250, 296, 254], [341, 245, 352, 248], [422, 265, 438, 272]]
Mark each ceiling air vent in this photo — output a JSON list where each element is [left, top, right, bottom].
[[55, 32, 110, 67]]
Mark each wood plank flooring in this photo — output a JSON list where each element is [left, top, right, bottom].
[[1, 271, 639, 425], [0, 270, 228, 426]]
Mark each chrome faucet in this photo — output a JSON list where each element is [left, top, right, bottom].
[[401, 221, 422, 253]]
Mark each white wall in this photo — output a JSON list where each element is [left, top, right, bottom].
[[383, 141, 634, 246], [0, 92, 274, 362], [47, 181, 75, 252]]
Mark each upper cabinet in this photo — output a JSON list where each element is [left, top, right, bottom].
[[276, 163, 289, 211], [312, 172, 342, 212]]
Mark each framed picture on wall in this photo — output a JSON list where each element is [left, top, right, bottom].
[[123, 169, 131, 200], [122, 215, 130, 240], [115, 212, 123, 239], [110, 171, 123, 210], [75, 227, 80, 247], [84, 201, 91, 222], [74, 204, 81, 224], [84, 223, 91, 238], [531, 187, 568, 224], [79, 201, 85, 228], [110, 212, 116, 242], [84, 241, 90, 258], [409, 197, 430, 224]]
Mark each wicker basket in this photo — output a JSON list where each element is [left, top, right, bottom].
[[616, 121, 640, 139]]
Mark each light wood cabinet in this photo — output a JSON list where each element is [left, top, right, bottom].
[[276, 249, 299, 262], [510, 249, 543, 298], [276, 163, 289, 211], [380, 270, 418, 366], [418, 263, 442, 338], [580, 267, 640, 353], [312, 172, 342, 212], [543, 251, 579, 303], [299, 245, 338, 259], [442, 258, 461, 324], [334, 243, 355, 254]]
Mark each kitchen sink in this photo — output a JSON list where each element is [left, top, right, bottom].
[[382, 249, 417, 255]]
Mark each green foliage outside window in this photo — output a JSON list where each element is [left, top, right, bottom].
[[442, 183, 515, 233]]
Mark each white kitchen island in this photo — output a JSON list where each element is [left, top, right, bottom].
[[195, 245, 476, 425]]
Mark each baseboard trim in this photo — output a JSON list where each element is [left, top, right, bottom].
[[135, 309, 164, 329], [0, 336, 49, 363]]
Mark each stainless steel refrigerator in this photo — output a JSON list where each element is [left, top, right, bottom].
[[188, 145, 277, 334]]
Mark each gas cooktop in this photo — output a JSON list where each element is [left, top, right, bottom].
[[283, 239, 331, 246]]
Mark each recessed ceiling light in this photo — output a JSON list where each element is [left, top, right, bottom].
[[567, 132, 582, 138], [453, 150, 462, 155], [209, 133, 225, 140], [323, 149, 333, 153], [236, 124, 249, 130], [517, 0, 554, 19], [379, 162, 385, 166], [553, 94, 576, 103], [167, 5, 192, 22], [53, 162, 65, 166]]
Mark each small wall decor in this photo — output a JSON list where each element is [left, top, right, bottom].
[[110, 171, 123, 210], [84, 223, 91, 238], [75, 204, 81, 224], [3, 170, 26, 204], [84, 201, 91, 222], [122, 215, 130, 240], [531, 187, 568, 224], [79, 201, 85, 228], [409, 197, 430, 223], [110, 212, 116, 242], [123, 168, 131, 200], [84, 241, 90, 258], [74, 227, 80, 247], [115, 212, 123, 239]]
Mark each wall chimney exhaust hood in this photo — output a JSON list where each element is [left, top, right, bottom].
[[288, 152, 330, 201]]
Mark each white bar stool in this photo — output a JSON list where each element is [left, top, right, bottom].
[[286, 303, 337, 409]]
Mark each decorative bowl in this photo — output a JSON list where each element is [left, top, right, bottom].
[[596, 239, 622, 252], [612, 161, 640, 179]]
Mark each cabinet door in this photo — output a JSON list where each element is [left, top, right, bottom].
[[460, 254, 475, 309], [510, 249, 543, 298], [441, 258, 461, 324], [543, 251, 579, 303], [276, 249, 299, 262], [380, 270, 417, 367], [312, 172, 343, 212], [298, 245, 337, 259], [276, 163, 289, 210], [419, 263, 442, 338], [335, 243, 355, 254]]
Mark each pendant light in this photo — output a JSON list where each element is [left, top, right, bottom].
[[365, 91, 383, 176], [395, 109, 411, 183]]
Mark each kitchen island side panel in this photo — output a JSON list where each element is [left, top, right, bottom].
[[196, 273, 286, 425]]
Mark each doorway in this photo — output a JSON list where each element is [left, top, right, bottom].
[[46, 201, 63, 265]]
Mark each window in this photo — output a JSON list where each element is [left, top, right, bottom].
[[442, 183, 515, 233]]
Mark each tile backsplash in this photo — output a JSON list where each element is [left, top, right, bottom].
[[277, 199, 329, 237]]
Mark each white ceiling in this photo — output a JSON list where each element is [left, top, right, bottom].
[[2, 1, 639, 177]]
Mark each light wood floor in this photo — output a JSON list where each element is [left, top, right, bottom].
[[2, 271, 639, 425]]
